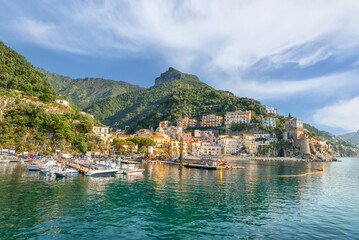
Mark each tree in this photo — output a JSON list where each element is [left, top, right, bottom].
[[112, 138, 128, 151]]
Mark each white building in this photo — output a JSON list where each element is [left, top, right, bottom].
[[93, 126, 109, 138], [262, 117, 276, 128], [265, 106, 278, 115], [219, 135, 242, 154]]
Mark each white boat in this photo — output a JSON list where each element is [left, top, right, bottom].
[[85, 169, 118, 176], [26, 163, 40, 171], [40, 166, 60, 175], [125, 169, 145, 175], [26, 159, 57, 172], [0, 159, 10, 163], [117, 164, 145, 175]]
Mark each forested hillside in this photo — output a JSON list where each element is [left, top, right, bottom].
[[0, 41, 104, 154], [0, 42, 57, 102], [37, 68, 144, 109], [126, 87, 266, 133], [85, 68, 209, 128]]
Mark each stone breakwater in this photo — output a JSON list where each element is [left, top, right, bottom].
[[224, 156, 339, 162]]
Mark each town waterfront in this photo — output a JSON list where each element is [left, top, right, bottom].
[[1, 158, 359, 239]]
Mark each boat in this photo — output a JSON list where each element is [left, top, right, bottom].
[[116, 164, 145, 175], [125, 169, 145, 175], [85, 169, 118, 177], [40, 166, 60, 175], [0, 159, 10, 164], [26, 162, 40, 171], [55, 169, 78, 178]]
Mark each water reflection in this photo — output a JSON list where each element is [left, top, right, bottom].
[[1, 159, 359, 239]]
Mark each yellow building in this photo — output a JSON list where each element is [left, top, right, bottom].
[[151, 135, 170, 148], [169, 139, 188, 156]]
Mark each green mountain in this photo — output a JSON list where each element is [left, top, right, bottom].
[[126, 87, 266, 133], [155, 67, 200, 85], [339, 130, 359, 144], [36, 68, 144, 109], [85, 67, 209, 129], [0, 41, 104, 154]]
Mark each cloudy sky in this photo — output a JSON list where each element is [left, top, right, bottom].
[[1, 0, 359, 134]]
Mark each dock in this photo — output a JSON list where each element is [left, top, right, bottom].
[[65, 162, 91, 174]]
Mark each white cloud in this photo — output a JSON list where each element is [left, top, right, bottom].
[[3, 0, 359, 100], [314, 97, 359, 132], [209, 69, 359, 100], [6, 0, 359, 66]]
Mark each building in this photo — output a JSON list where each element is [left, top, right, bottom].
[[159, 121, 169, 128], [176, 132, 192, 144], [224, 110, 251, 128], [135, 129, 152, 138], [151, 135, 170, 148], [164, 126, 183, 138], [200, 114, 223, 127], [310, 139, 329, 152], [177, 117, 197, 128], [194, 130, 215, 140], [219, 135, 242, 154], [169, 139, 188, 156], [284, 117, 304, 141], [93, 126, 109, 138], [200, 144, 223, 156], [243, 134, 257, 154], [265, 106, 278, 115], [262, 117, 276, 128]]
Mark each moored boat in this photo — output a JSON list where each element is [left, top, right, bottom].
[[125, 169, 145, 175], [55, 169, 78, 178], [26, 163, 40, 171], [85, 169, 118, 177]]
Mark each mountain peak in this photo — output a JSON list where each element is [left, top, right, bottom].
[[155, 67, 200, 86]]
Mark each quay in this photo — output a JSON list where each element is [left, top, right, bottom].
[[65, 162, 91, 174]]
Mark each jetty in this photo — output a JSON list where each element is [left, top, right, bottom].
[[65, 162, 91, 174]]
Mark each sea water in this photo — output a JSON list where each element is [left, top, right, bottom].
[[1, 158, 359, 239]]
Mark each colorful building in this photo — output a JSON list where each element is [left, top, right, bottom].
[[200, 114, 223, 127], [262, 117, 276, 128], [93, 126, 109, 138], [159, 120, 169, 128], [224, 110, 251, 128], [177, 117, 198, 128]]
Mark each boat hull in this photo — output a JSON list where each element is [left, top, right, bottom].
[[125, 169, 145, 175], [55, 172, 78, 178], [26, 165, 40, 171], [85, 169, 118, 176]]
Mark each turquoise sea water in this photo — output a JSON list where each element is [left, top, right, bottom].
[[1, 158, 359, 239]]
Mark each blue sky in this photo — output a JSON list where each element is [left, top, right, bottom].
[[1, 0, 359, 134]]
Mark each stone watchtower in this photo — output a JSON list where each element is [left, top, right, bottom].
[[284, 117, 304, 141]]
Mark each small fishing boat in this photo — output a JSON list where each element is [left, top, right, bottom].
[[85, 169, 118, 177]]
